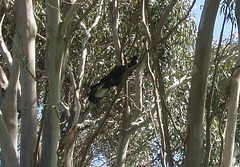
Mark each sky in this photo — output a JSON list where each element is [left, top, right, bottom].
[[192, 0, 238, 39]]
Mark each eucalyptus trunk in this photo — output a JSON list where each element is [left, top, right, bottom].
[[0, 3, 20, 165], [185, 0, 220, 166], [110, 0, 132, 166], [220, 72, 240, 167], [40, 0, 63, 166], [0, 108, 19, 167], [114, 102, 131, 167], [41, 42, 68, 166], [14, 0, 38, 166], [220, 1, 240, 166], [0, 20, 19, 156]]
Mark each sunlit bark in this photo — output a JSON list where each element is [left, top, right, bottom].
[[14, 0, 38, 166], [40, 0, 61, 166], [0, 5, 19, 155], [220, 1, 240, 167], [185, 0, 220, 166]]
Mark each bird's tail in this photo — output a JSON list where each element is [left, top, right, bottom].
[[88, 83, 109, 103]]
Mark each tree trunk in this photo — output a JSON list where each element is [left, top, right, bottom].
[[142, 1, 168, 165], [110, 0, 122, 63], [220, 1, 240, 167], [41, 41, 68, 166], [220, 73, 240, 167], [63, 24, 87, 167], [0, 14, 20, 165], [109, 0, 132, 166], [0, 33, 19, 154], [114, 82, 131, 167], [185, 0, 220, 166], [132, 59, 145, 122], [0, 51, 19, 161], [0, 4, 19, 156], [14, 0, 38, 166], [0, 108, 19, 167], [40, 0, 62, 166]]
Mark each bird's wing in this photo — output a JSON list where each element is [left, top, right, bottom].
[[94, 83, 109, 97], [88, 64, 129, 103], [88, 82, 110, 103]]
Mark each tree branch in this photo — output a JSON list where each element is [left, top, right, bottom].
[[64, 0, 99, 40], [153, 0, 178, 37], [165, 75, 191, 97], [0, 14, 12, 69], [60, 0, 82, 37], [0, 109, 19, 167], [0, 65, 8, 90], [147, 0, 196, 53], [126, 73, 188, 142]]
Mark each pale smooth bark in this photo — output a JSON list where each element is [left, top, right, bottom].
[[204, 4, 229, 166], [220, 1, 240, 167], [114, 103, 131, 167], [1, 51, 19, 151], [166, 76, 191, 98], [64, 64, 80, 167], [142, 1, 168, 166], [110, 0, 122, 63], [0, 11, 19, 157], [0, 15, 19, 154], [40, 0, 62, 166], [0, 66, 8, 90], [63, 6, 102, 164], [0, 109, 19, 167], [110, 1, 132, 166], [0, 17, 12, 69], [115, 59, 145, 167], [153, 0, 178, 37], [41, 0, 99, 166], [185, 0, 220, 166], [233, 147, 240, 165], [132, 59, 145, 122], [220, 72, 240, 167], [14, 0, 38, 166], [0, 40, 19, 166]]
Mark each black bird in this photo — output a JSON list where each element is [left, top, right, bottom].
[[88, 56, 138, 103]]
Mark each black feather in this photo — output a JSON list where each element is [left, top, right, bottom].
[[88, 56, 138, 103]]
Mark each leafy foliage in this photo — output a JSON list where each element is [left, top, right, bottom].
[[0, 0, 239, 166]]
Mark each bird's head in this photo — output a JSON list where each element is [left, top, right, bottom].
[[128, 56, 139, 68]]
